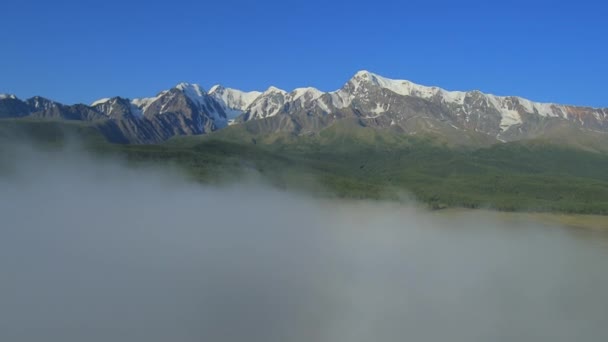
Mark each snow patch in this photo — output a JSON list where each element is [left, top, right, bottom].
[[131, 96, 160, 115], [91, 98, 111, 106], [208, 84, 221, 93], [371, 103, 386, 114], [316, 98, 331, 113], [329, 90, 354, 108], [29, 97, 57, 110], [440, 90, 466, 105], [516, 97, 535, 113], [129, 104, 144, 118], [499, 109, 523, 131], [485, 95, 523, 131], [0, 94, 17, 100]]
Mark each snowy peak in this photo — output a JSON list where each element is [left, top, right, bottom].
[[263, 86, 287, 95], [209, 84, 325, 120], [0, 94, 17, 100], [26, 96, 59, 111], [109, 83, 214, 120], [341, 71, 575, 132], [89, 96, 143, 119], [208, 85, 262, 120], [346, 70, 462, 101], [208, 85, 262, 110], [175, 82, 205, 93], [246, 90, 287, 119], [174, 82, 206, 101], [354, 69, 373, 77], [336, 72, 604, 136], [343, 71, 569, 112], [245, 85, 333, 119], [289, 87, 323, 102], [208, 84, 223, 93]]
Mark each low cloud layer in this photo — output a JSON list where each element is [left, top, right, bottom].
[[1, 143, 608, 342]]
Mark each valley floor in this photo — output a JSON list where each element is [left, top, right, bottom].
[[435, 209, 608, 231]]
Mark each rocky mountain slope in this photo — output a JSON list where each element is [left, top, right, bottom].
[[1, 71, 606, 144]]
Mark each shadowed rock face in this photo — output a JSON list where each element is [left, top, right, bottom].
[[1, 72, 606, 143], [0, 97, 31, 119], [0, 86, 229, 143]]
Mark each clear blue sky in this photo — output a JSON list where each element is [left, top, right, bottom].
[[2, 0, 606, 107]]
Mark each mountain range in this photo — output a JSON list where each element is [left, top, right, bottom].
[[1, 71, 607, 145]]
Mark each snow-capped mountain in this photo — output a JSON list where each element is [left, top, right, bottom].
[[91, 97, 142, 119], [226, 70, 607, 142], [26, 96, 60, 111], [1, 71, 606, 143], [88, 83, 234, 142], [329, 71, 598, 138]]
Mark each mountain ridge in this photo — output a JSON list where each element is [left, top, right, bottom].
[[1, 71, 606, 144]]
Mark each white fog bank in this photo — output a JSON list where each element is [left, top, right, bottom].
[[1, 144, 608, 342]]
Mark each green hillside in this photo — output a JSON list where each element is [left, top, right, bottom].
[[2, 118, 608, 215]]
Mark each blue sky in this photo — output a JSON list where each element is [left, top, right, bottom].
[[1, 0, 606, 107]]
